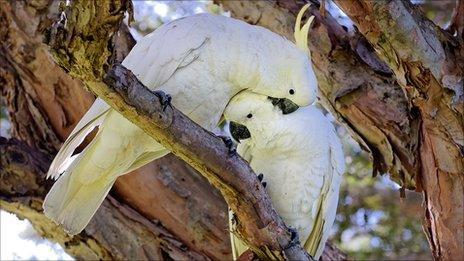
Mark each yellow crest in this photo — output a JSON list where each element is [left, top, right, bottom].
[[294, 4, 315, 57]]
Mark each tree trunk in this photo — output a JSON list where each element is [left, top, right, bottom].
[[0, 0, 346, 259], [215, 0, 463, 260], [332, 2, 463, 259]]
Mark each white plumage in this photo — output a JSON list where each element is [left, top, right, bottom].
[[224, 92, 345, 260], [43, 11, 318, 235]]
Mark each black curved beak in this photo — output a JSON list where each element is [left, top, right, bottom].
[[267, 97, 299, 114], [229, 122, 251, 143]]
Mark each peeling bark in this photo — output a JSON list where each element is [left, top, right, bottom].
[[332, 1, 463, 259], [0, 0, 94, 153]]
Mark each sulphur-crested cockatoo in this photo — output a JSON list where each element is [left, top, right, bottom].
[[224, 91, 345, 260], [43, 5, 318, 235]]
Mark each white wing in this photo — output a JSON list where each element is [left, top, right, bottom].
[[122, 16, 210, 90], [304, 124, 345, 259]]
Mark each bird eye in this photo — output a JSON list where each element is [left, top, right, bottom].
[[247, 113, 253, 118], [289, 89, 295, 95]]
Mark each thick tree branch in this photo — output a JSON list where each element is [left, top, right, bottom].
[[334, 0, 463, 106], [101, 64, 310, 260]]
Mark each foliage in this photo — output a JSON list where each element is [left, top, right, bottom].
[[332, 128, 431, 259]]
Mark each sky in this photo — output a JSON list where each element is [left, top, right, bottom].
[[0, 211, 72, 260]]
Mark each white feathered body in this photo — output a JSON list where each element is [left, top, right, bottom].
[[125, 14, 316, 126], [231, 104, 345, 260], [43, 13, 317, 235]]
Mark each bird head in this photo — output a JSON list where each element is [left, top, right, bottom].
[[250, 4, 317, 107], [224, 91, 283, 143]]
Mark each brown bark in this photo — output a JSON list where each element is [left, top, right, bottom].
[[331, 1, 463, 259], [216, 0, 463, 260], [0, 0, 94, 154]]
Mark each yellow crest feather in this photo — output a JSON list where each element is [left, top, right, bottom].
[[294, 4, 314, 56]]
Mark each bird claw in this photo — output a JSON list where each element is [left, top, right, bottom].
[[257, 173, 267, 188], [284, 227, 301, 250], [218, 135, 236, 154], [154, 91, 172, 112]]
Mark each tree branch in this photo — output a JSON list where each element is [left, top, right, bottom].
[[42, 0, 317, 259], [101, 64, 310, 260]]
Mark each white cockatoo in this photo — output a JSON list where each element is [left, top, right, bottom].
[[224, 92, 345, 260], [43, 6, 318, 235]]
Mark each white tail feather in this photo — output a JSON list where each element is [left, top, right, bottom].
[[43, 166, 116, 235], [47, 99, 110, 180], [44, 133, 119, 235]]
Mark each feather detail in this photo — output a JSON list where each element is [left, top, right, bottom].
[[124, 149, 169, 174], [44, 109, 168, 235], [303, 176, 329, 259], [43, 138, 118, 235], [305, 124, 345, 259], [43, 168, 115, 235]]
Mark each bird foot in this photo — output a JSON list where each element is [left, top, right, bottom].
[[154, 91, 172, 111], [257, 173, 267, 188], [284, 227, 301, 250], [218, 135, 236, 154]]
